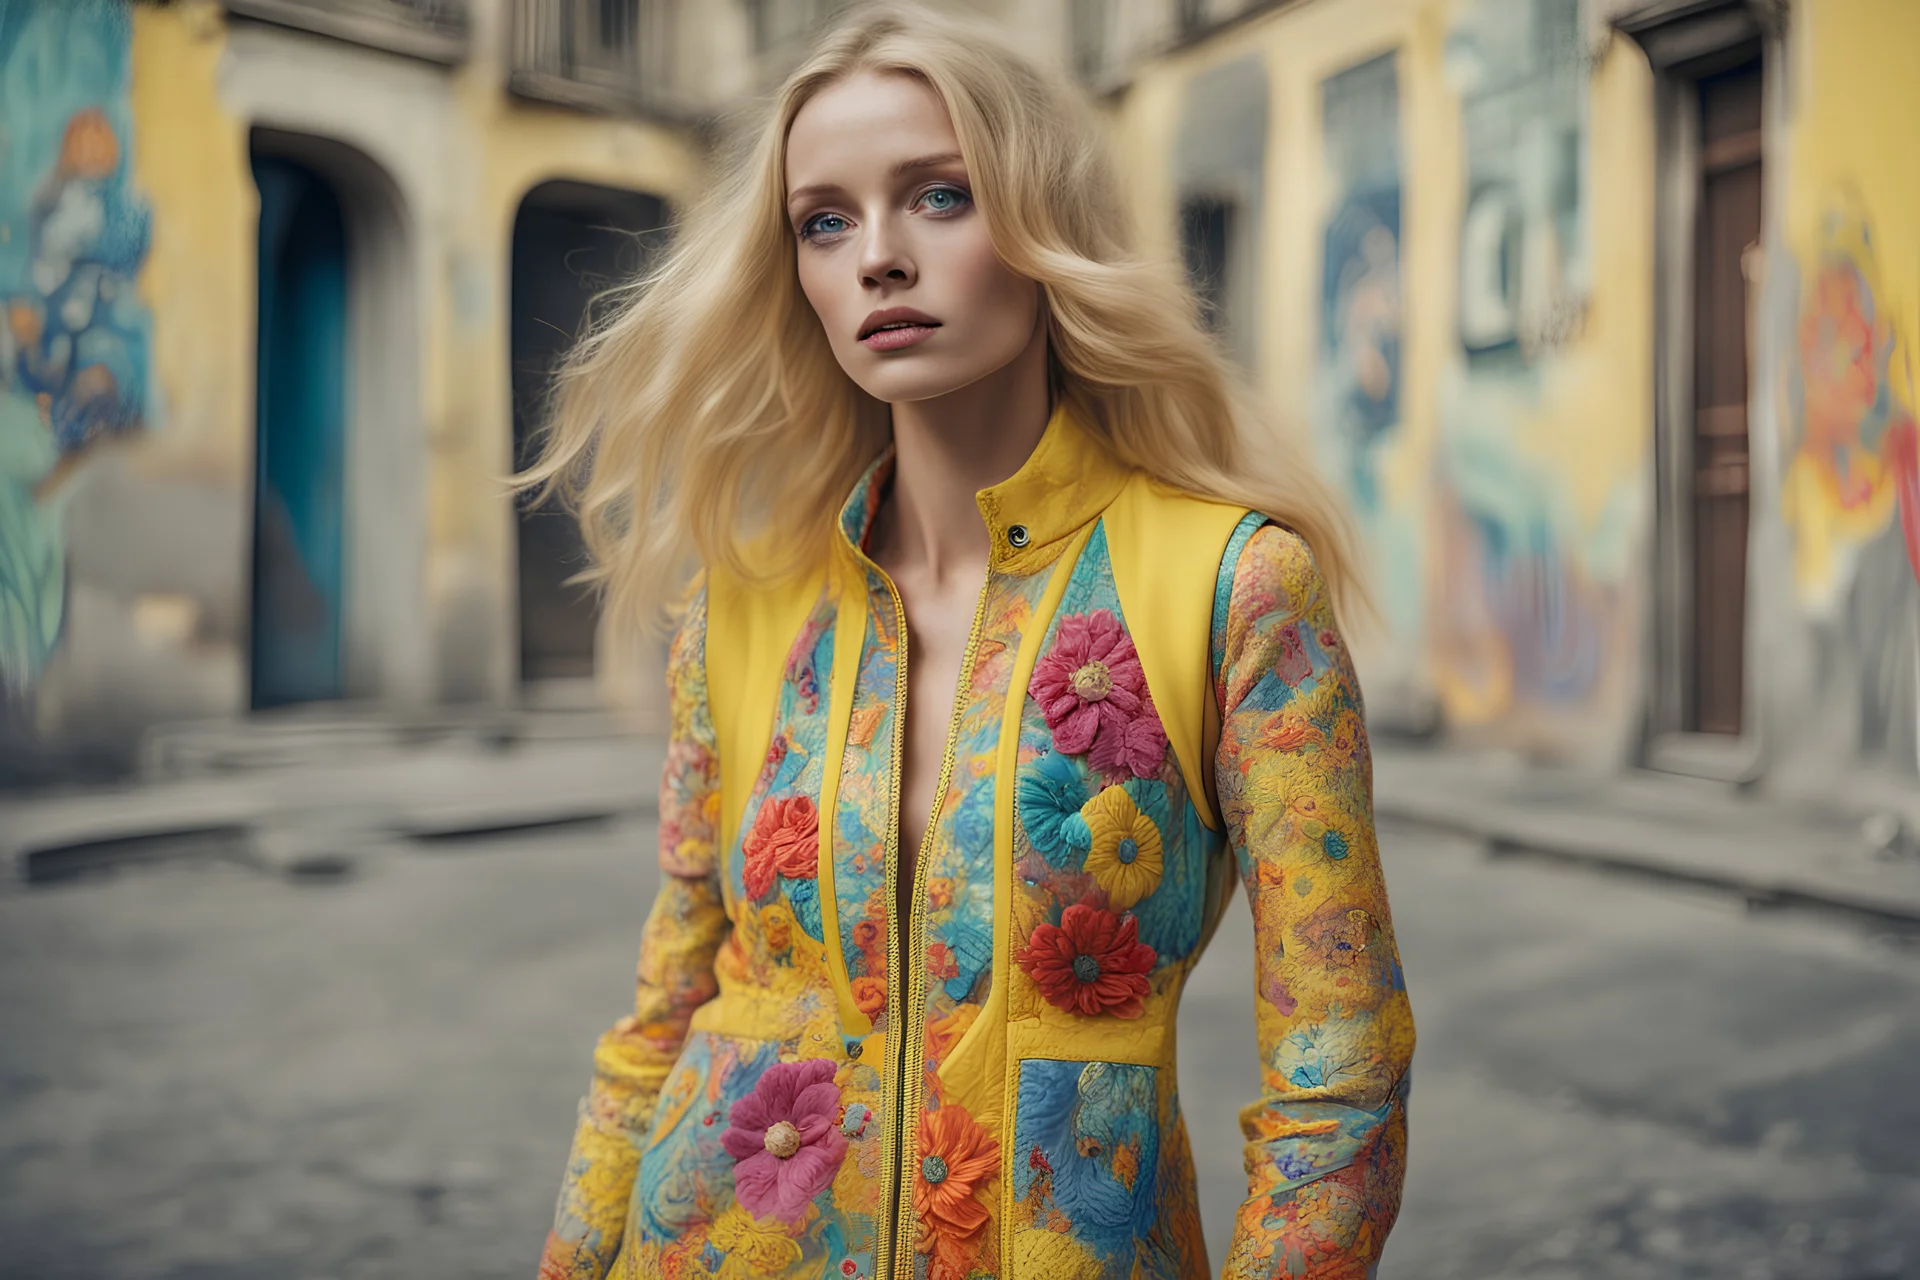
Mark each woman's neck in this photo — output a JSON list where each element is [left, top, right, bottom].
[[872, 322, 1051, 589]]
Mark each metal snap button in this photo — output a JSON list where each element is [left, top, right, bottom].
[[1007, 524, 1030, 548]]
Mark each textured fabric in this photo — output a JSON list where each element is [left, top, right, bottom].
[[538, 409, 1413, 1280]]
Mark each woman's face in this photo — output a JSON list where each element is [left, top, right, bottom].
[[785, 71, 1042, 406]]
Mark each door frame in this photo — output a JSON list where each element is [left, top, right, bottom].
[[1617, 0, 1787, 781], [249, 127, 427, 708]]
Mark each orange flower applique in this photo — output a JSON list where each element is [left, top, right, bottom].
[[851, 975, 888, 1019], [848, 704, 885, 748], [915, 1103, 1000, 1268]]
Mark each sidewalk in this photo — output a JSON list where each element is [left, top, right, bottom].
[[7, 713, 1917, 927], [1372, 744, 1920, 929], [0, 708, 665, 885]]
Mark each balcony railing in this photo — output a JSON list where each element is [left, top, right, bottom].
[[224, 0, 470, 65], [509, 0, 678, 118]]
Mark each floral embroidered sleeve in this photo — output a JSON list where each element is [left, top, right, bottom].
[[1213, 525, 1416, 1279], [538, 582, 730, 1280]]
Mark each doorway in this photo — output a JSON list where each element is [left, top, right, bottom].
[[1628, 0, 1776, 773], [509, 180, 668, 685], [1686, 58, 1762, 736], [250, 151, 348, 708]]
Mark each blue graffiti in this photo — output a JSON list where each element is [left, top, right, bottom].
[[0, 0, 151, 695]]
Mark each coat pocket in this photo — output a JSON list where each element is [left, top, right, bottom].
[[629, 1028, 784, 1244], [1006, 1057, 1161, 1280]]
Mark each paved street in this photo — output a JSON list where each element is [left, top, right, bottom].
[[2, 811, 1917, 1279]]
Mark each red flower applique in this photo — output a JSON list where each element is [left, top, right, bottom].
[[1028, 609, 1167, 781], [742, 795, 819, 901], [927, 942, 960, 982], [1014, 903, 1157, 1019]]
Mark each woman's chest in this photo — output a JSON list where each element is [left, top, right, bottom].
[[726, 535, 1220, 993]]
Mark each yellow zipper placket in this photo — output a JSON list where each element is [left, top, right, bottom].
[[870, 564, 992, 1280]]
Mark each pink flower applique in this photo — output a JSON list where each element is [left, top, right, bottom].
[[1028, 609, 1167, 781], [721, 1058, 848, 1224]]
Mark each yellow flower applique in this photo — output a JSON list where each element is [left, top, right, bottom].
[[708, 1203, 803, 1276], [1078, 785, 1164, 910]]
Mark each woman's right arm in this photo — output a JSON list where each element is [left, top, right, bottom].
[[538, 582, 730, 1280]]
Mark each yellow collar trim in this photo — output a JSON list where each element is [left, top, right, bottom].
[[834, 402, 1134, 575], [975, 403, 1133, 573]]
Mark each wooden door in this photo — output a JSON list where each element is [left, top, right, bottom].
[[1688, 59, 1762, 735]]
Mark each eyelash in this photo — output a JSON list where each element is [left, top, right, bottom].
[[797, 184, 972, 243]]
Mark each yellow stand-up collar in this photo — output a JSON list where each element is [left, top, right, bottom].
[[975, 403, 1133, 574], [835, 402, 1135, 575]]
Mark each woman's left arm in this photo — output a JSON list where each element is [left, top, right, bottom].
[[1214, 523, 1416, 1279]]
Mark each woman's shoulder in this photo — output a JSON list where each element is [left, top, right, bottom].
[[1223, 520, 1331, 627]]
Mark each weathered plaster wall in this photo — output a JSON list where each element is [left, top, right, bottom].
[[1114, 0, 1657, 763], [0, 0, 247, 757], [1754, 0, 1920, 794], [5, 0, 701, 763]]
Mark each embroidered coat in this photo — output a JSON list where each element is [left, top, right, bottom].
[[538, 409, 1414, 1280]]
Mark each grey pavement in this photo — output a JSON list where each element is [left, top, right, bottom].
[[1371, 744, 1920, 927], [3, 796, 1917, 1278], [11, 726, 1919, 935], [0, 714, 667, 884]]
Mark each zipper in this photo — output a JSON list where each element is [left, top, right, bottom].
[[870, 563, 992, 1280]]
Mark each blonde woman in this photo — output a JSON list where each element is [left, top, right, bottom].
[[530, 6, 1413, 1279]]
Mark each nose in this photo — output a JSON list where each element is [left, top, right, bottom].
[[857, 218, 916, 289]]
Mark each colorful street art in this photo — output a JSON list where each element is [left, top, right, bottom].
[[1780, 207, 1920, 603], [1444, 0, 1588, 363], [0, 0, 151, 703], [1429, 397, 1623, 724], [1430, 0, 1623, 726], [1315, 50, 1423, 649], [1318, 52, 1403, 510]]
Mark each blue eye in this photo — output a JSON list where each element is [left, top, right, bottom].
[[800, 213, 849, 240], [918, 186, 970, 214]]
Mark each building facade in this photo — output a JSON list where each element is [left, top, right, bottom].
[[1093, 0, 1918, 806], [5, 0, 1914, 810], [0, 0, 1066, 780]]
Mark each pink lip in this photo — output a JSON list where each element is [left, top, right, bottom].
[[861, 324, 938, 352]]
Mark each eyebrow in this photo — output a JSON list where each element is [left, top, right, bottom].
[[785, 151, 967, 208]]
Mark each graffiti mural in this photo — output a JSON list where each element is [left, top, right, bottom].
[[1318, 52, 1403, 509], [1428, 394, 1626, 723], [1775, 206, 1920, 768], [1444, 0, 1587, 363], [1315, 50, 1423, 648], [0, 0, 152, 704], [1780, 207, 1920, 603], [1430, 0, 1628, 726]]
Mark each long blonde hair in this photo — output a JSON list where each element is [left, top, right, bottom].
[[524, 2, 1363, 659]]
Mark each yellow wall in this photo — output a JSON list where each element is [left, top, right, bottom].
[[1758, 0, 1920, 781], [1112, 0, 1656, 761], [1773, 0, 1920, 610], [30, 0, 705, 743], [130, 3, 253, 487]]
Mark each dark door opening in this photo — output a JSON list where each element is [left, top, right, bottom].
[[510, 180, 667, 684], [1687, 58, 1762, 735], [1179, 194, 1235, 336], [251, 150, 348, 709]]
